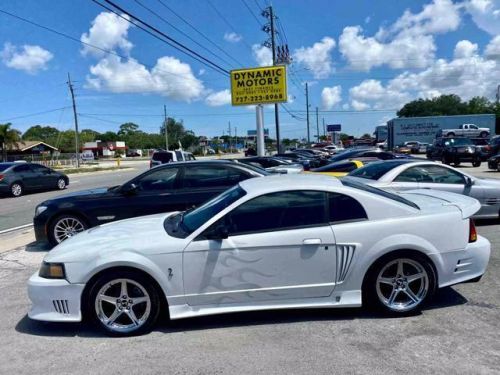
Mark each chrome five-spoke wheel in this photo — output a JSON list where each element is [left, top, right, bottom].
[[376, 258, 429, 312], [52, 215, 87, 244], [95, 278, 151, 334]]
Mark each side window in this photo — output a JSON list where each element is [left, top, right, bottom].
[[223, 191, 327, 235], [175, 151, 183, 161], [470, 125, 478, 129], [423, 166, 465, 184], [152, 152, 172, 163], [136, 167, 179, 191], [13, 164, 31, 173], [328, 193, 367, 223], [30, 164, 49, 173], [183, 167, 245, 189], [394, 167, 432, 182]]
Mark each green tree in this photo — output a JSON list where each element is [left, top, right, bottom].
[[79, 129, 101, 144], [22, 125, 60, 144], [117, 122, 139, 137], [0, 123, 22, 161], [99, 131, 119, 142]]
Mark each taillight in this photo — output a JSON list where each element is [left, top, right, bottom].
[[469, 219, 477, 243], [0, 174, 4, 181]]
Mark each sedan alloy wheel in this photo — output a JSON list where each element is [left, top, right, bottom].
[[57, 178, 66, 190], [10, 183, 23, 197], [52, 215, 87, 244]]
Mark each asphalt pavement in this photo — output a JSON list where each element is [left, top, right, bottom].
[[0, 163, 149, 232]]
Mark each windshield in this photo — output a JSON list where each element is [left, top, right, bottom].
[[313, 161, 356, 173], [0, 163, 14, 172], [348, 160, 406, 180], [444, 138, 473, 146], [329, 149, 369, 162], [342, 177, 419, 209], [236, 162, 271, 175], [181, 185, 247, 233]]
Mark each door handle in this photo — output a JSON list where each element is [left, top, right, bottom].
[[303, 238, 322, 245]]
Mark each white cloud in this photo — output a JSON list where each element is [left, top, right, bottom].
[[347, 39, 500, 109], [465, 0, 500, 35], [205, 89, 231, 106], [1, 43, 53, 74], [85, 55, 205, 101], [198, 68, 206, 76], [321, 86, 342, 109], [485, 35, 500, 59], [293, 37, 336, 79], [81, 12, 133, 57], [339, 0, 460, 71], [351, 99, 370, 111], [224, 32, 242, 43], [252, 44, 273, 66]]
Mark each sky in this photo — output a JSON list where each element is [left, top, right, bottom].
[[0, 0, 499, 140]]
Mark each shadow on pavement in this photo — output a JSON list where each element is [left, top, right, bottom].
[[475, 218, 500, 227], [15, 286, 467, 338], [25, 241, 50, 252]]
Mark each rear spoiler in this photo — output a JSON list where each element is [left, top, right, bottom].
[[401, 189, 481, 219]]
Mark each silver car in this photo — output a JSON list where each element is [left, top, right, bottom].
[[347, 160, 500, 219]]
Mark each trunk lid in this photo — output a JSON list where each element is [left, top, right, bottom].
[[400, 189, 480, 218]]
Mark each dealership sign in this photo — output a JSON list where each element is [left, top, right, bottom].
[[230, 65, 287, 106], [327, 124, 341, 132]]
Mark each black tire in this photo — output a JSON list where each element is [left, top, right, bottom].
[[480, 131, 488, 138], [85, 270, 161, 336], [441, 155, 450, 165], [472, 160, 481, 167], [446, 132, 455, 137], [48, 213, 88, 246], [454, 160, 461, 167], [56, 177, 67, 190], [362, 252, 436, 315], [10, 182, 23, 197]]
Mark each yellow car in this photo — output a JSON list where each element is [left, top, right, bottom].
[[307, 159, 371, 177]]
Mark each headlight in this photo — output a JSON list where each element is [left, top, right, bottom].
[[39, 262, 66, 279], [35, 205, 48, 217]]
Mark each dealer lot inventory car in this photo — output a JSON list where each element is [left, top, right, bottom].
[[426, 137, 482, 167], [348, 160, 500, 219], [34, 160, 268, 246], [0, 162, 68, 197], [28, 174, 490, 336]]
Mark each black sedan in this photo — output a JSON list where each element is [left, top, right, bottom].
[[0, 162, 68, 197], [327, 148, 410, 163], [34, 160, 268, 246], [487, 154, 500, 171]]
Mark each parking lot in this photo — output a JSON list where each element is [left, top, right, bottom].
[[0, 164, 499, 374]]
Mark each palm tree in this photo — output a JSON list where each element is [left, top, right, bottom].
[[0, 123, 21, 162]]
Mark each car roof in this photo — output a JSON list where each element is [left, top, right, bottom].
[[239, 174, 342, 194]]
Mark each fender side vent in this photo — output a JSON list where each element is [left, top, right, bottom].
[[52, 299, 69, 314], [336, 245, 356, 283]]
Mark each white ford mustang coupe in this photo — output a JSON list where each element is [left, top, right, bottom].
[[28, 175, 491, 336]]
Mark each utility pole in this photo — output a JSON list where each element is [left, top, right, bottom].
[[496, 84, 500, 104], [306, 82, 310, 144], [322, 118, 326, 138], [228, 121, 232, 153], [256, 105, 265, 156], [234, 127, 237, 151], [163, 105, 169, 150], [315, 107, 320, 143], [269, 6, 281, 153], [67, 73, 80, 168]]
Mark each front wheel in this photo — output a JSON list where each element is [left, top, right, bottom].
[[472, 160, 481, 167], [363, 254, 436, 314], [441, 155, 450, 165], [86, 271, 161, 336]]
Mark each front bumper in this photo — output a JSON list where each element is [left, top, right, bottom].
[[487, 159, 499, 170], [33, 214, 49, 243], [27, 273, 85, 322], [431, 235, 491, 288]]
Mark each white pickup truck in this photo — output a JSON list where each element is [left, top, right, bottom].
[[442, 124, 490, 138]]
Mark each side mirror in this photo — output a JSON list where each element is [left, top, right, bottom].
[[465, 177, 474, 186], [121, 183, 138, 195], [205, 224, 229, 240]]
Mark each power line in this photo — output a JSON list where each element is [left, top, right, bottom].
[[91, 0, 230, 76], [240, 0, 263, 27], [155, 0, 244, 67], [133, 0, 235, 69], [1, 106, 72, 122], [206, 0, 254, 52], [0, 8, 220, 82]]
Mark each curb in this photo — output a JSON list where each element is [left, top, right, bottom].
[[0, 223, 33, 235]]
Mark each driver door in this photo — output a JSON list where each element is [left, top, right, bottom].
[[183, 190, 337, 306]]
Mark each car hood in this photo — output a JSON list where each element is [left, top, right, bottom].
[[45, 212, 184, 263], [49, 187, 112, 201]]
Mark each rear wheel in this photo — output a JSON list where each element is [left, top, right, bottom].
[[472, 159, 481, 167], [49, 214, 88, 245], [56, 177, 66, 190], [86, 270, 161, 336], [480, 131, 488, 138], [454, 160, 461, 167], [441, 155, 450, 165], [447, 132, 455, 137], [10, 182, 23, 197], [363, 253, 436, 314]]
